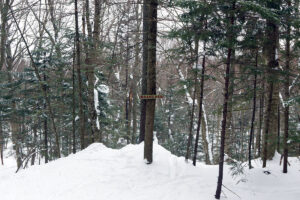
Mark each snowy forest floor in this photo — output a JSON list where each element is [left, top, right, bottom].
[[0, 142, 299, 200]]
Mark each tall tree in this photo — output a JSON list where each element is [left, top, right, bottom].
[[193, 40, 207, 166], [74, 0, 86, 149], [283, 0, 291, 173], [139, 0, 149, 143], [215, 1, 236, 199], [84, 0, 101, 143], [262, 0, 281, 167], [144, 0, 158, 164], [248, 50, 258, 169]]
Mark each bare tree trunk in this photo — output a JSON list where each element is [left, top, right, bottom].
[[31, 124, 37, 165], [0, 0, 9, 71], [193, 41, 206, 166], [185, 39, 199, 161], [215, 43, 233, 200], [11, 119, 22, 168], [139, 0, 149, 143], [144, 0, 158, 164], [255, 79, 264, 157], [0, 0, 9, 166], [215, 2, 235, 199], [262, 1, 280, 165], [84, 0, 101, 143], [72, 50, 76, 154], [224, 61, 235, 157], [75, 0, 86, 150], [125, 12, 131, 143], [201, 113, 211, 165], [6, 41, 22, 168], [0, 121, 3, 165], [263, 82, 274, 167], [283, 0, 291, 173], [44, 115, 48, 163], [248, 50, 258, 169], [214, 112, 221, 164], [131, 2, 141, 144], [277, 105, 281, 152]]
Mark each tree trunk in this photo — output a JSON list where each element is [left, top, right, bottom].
[[283, 0, 291, 173], [201, 113, 211, 165], [84, 0, 101, 143], [248, 50, 258, 169], [0, 121, 4, 165], [0, 0, 9, 71], [139, 0, 149, 143], [72, 50, 76, 154], [263, 82, 274, 167], [215, 2, 235, 199], [0, 0, 9, 165], [262, 0, 280, 164], [75, 0, 86, 150], [255, 79, 264, 157], [224, 58, 235, 157], [31, 124, 37, 165], [132, 2, 141, 144], [11, 118, 22, 168], [125, 18, 131, 144], [185, 39, 199, 161], [215, 43, 233, 200], [144, 0, 158, 164], [6, 45, 22, 168], [277, 105, 281, 152], [44, 116, 48, 163], [193, 41, 206, 166]]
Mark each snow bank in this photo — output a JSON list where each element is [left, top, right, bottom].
[[0, 143, 299, 200]]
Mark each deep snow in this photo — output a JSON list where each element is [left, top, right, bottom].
[[0, 142, 299, 200]]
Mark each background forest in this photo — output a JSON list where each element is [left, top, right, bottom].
[[0, 1, 300, 197]]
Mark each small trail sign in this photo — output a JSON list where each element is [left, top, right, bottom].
[[140, 95, 164, 99]]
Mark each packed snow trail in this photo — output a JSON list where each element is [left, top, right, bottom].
[[0, 143, 299, 200]]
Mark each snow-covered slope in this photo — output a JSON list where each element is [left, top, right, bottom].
[[0, 143, 299, 200]]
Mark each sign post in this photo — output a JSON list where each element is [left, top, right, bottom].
[[140, 95, 164, 99]]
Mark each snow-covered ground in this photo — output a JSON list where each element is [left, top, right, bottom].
[[0, 142, 299, 200]]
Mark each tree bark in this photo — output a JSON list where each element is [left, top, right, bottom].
[[0, 0, 9, 71], [139, 0, 149, 143], [185, 39, 199, 161], [193, 41, 206, 166], [201, 113, 211, 165], [144, 0, 158, 164], [215, 2, 235, 199], [84, 0, 101, 143], [31, 124, 37, 165], [75, 0, 86, 150], [0, 121, 3, 165], [248, 50, 258, 169], [255, 79, 264, 157], [72, 50, 76, 154], [262, 0, 280, 164], [283, 0, 291, 173], [132, 2, 141, 144], [44, 95, 49, 163], [224, 59, 235, 157]]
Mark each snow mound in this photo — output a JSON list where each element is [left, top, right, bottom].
[[0, 143, 299, 200]]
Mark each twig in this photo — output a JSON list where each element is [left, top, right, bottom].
[[222, 184, 241, 199]]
